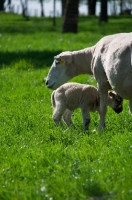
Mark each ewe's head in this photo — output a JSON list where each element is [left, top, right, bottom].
[[108, 91, 123, 114], [45, 51, 72, 90]]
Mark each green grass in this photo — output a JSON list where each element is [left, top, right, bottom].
[[0, 13, 132, 200]]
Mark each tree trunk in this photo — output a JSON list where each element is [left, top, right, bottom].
[[100, 0, 108, 22], [0, 0, 5, 11], [88, 0, 97, 15], [61, 0, 66, 17], [20, 0, 29, 19], [113, 0, 117, 15], [40, 0, 44, 17], [120, 0, 123, 14], [7, 0, 11, 11], [53, 0, 56, 26], [62, 0, 79, 33]]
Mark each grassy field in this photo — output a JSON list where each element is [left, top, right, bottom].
[[0, 13, 132, 200]]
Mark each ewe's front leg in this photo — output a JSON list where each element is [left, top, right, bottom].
[[81, 109, 90, 130], [98, 87, 108, 131]]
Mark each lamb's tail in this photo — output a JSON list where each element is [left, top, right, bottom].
[[51, 91, 56, 108]]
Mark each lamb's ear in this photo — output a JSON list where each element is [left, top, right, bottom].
[[109, 91, 115, 98]]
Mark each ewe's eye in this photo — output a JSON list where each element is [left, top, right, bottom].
[[55, 60, 60, 65]]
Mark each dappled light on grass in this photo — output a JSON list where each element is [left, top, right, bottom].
[[11, 58, 34, 71]]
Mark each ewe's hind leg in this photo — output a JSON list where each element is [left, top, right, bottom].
[[93, 57, 109, 131], [81, 108, 91, 130], [129, 100, 132, 113], [62, 109, 74, 127]]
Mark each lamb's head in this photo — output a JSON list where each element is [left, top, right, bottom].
[[45, 51, 72, 90], [108, 92, 123, 113]]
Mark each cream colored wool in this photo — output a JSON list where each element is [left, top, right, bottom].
[[51, 82, 123, 130]]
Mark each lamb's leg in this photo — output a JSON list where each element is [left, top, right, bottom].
[[62, 109, 74, 127], [52, 103, 66, 127], [129, 100, 132, 113], [98, 86, 108, 131], [81, 109, 90, 130]]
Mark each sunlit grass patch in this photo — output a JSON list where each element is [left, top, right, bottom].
[[10, 59, 34, 70]]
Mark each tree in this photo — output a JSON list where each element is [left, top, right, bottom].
[[20, 0, 29, 19], [121, 0, 132, 14], [62, 0, 79, 33], [39, 0, 44, 16], [120, 0, 123, 14], [61, 0, 66, 16], [6, 0, 12, 11], [0, 0, 5, 11], [53, 0, 56, 26], [88, 0, 97, 15], [110, 0, 117, 15], [100, 0, 108, 22]]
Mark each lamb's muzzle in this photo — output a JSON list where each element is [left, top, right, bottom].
[[111, 94, 123, 113]]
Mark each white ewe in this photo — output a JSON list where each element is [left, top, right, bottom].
[[46, 32, 132, 131], [92, 33, 132, 130], [51, 83, 123, 130]]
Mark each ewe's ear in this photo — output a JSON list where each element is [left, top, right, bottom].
[[54, 52, 72, 64], [54, 56, 66, 64], [62, 52, 72, 64], [60, 57, 66, 64], [109, 91, 115, 98]]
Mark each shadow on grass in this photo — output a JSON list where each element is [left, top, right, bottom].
[[82, 178, 113, 199], [0, 50, 61, 69]]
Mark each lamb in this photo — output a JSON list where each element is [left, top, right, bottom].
[[51, 82, 123, 130], [46, 32, 132, 131]]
